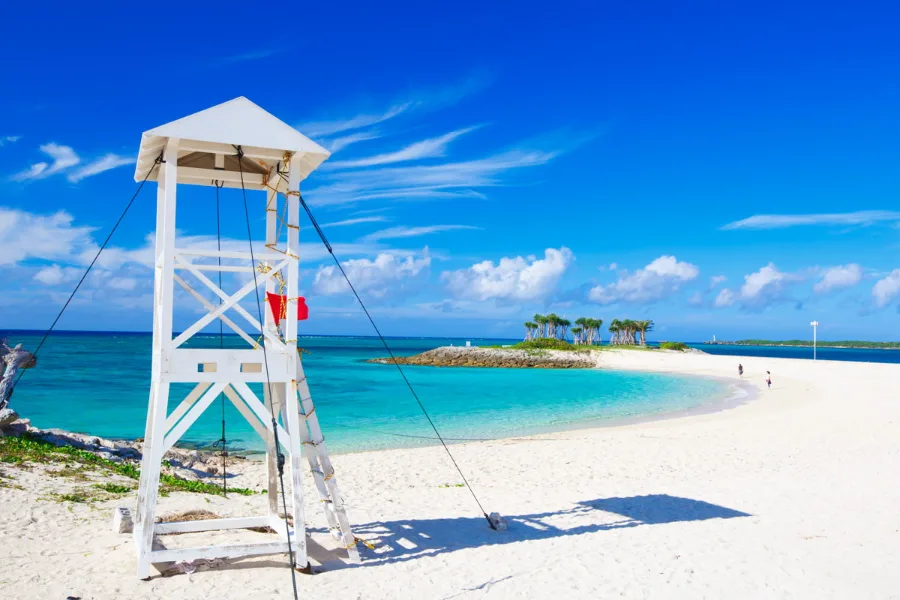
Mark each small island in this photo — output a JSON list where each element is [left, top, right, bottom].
[[369, 314, 694, 368]]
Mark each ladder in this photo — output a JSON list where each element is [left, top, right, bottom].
[[292, 361, 360, 563]]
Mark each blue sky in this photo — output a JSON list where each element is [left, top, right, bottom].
[[2, 2, 900, 341]]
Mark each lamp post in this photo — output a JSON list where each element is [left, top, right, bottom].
[[810, 321, 819, 360]]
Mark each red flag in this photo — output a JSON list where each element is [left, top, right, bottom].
[[266, 293, 309, 326]]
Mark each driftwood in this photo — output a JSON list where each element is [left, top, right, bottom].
[[0, 339, 36, 411]]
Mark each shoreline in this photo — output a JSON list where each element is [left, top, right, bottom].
[[705, 341, 900, 350], [316, 371, 755, 460], [4, 351, 900, 598], [9, 350, 743, 459], [1, 348, 758, 462]]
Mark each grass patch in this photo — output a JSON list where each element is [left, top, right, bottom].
[[51, 491, 96, 503], [95, 482, 134, 494], [49, 465, 93, 481], [483, 339, 595, 352], [0, 470, 24, 491], [659, 342, 690, 351], [0, 434, 255, 497], [514, 339, 584, 351]]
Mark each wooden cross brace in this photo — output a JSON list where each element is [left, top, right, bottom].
[[160, 381, 290, 456], [171, 254, 291, 351]]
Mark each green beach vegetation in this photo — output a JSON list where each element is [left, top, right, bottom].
[[0, 434, 258, 501], [512, 338, 593, 351], [659, 342, 689, 351]]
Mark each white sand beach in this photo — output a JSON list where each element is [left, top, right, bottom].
[[2, 350, 899, 599]]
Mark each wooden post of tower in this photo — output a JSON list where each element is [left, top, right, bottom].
[[129, 97, 360, 579]]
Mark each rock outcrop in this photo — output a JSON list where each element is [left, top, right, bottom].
[[368, 346, 597, 369]]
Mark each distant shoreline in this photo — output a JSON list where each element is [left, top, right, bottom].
[[705, 340, 900, 350]]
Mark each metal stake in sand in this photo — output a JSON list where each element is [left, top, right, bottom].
[[130, 97, 360, 581]]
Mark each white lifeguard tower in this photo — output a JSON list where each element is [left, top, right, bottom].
[[131, 97, 358, 578]]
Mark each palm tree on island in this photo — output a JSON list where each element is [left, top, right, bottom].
[[534, 314, 548, 338], [636, 320, 654, 346], [523, 314, 654, 346], [526, 314, 603, 344]]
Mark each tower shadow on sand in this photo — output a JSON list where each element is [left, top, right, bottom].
[[308, 494, 751, 569]]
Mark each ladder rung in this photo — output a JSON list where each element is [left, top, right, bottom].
[[310, 468, 335, 481]]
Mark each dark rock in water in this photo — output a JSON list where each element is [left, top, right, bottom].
[[0, 407, 20, 427], [0, 418, 30, 436]]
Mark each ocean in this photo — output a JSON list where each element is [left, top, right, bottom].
[[2, 331, 736, 454], [690, 343, 900, 364]]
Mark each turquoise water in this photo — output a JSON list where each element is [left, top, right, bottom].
[[3, 332, 728, 454]]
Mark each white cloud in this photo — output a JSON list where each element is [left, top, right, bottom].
[[742, 264, 783, 297], [714, 288, 735, 307], [33, 264, 80, 285], [11, 143, 80, 181], [332, 149, 557, 191], [306, 148, 558, 207], [325, 130, 382, 153], [442, 247, 573, 302], [0, 206, 380, 274], [300, 103, 412, 138], [713, 263, 804, 310], [721, 211, 900, 230], [300, 75, 489, 141], [9, 144, 130, 183], [303, 183, 486, 209], [351, 207, 392, 217], [325, 126, 480, 169], [108, 277, 138, 291], [320, 216, 389, 228], [688, 291, 704, 306], [0, 208, 96, 265], [0, 135, 22, 147], [361, 224, 479, 242], [872, 270, 900, 308], [740, 263, 787, 305], [67, 154, 134, 182], [222, 48, 282, 63], [313, 249, 431, 298], [710, 275, 727, 287], [588, 255, 699, 305], [814, 264, 862, 294], [12, 163, 49, 180]]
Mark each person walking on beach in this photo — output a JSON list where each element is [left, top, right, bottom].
[[738, 364, 743, 378], [766, 371, 772, 388]]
